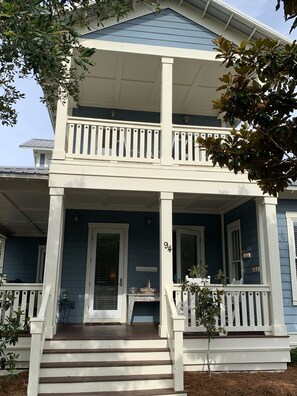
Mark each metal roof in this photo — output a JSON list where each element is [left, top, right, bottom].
[[0, 167, 49, 178], [20, 139, 54, 150]]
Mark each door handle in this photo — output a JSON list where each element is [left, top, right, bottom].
[[119, 278, 122, 287]]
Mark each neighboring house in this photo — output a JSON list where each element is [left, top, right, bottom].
[[0, 1, 295, 395]]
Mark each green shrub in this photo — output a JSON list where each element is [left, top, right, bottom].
[[290, 347, 297, 364]]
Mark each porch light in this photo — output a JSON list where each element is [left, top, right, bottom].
[[183, 115, 191, 124], [110, 109, 117, 119], [146, 216, 152, 225], [74, 214, 79, 223]]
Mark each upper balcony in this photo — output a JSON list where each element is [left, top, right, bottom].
[[52, 46, 233, 176], [65, 116, 230, 166]]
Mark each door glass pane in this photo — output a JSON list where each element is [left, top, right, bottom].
[[93, 233, 120, 311], [180, 234, 197, 280], [231, 229, 242, 280]]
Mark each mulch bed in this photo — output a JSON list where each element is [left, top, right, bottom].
[[1, 366, 297, 395]]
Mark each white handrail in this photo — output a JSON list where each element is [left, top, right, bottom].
[[165, 287, 185, 392], [27, 284, 51, 396]]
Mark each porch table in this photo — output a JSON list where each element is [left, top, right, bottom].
[[127, 293, 160, 324]]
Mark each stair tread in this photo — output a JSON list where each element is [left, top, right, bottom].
[[39, 374, 173, 383], [43, 347, 169, 354], [41, 360, 172, 368], [38, 389, 186, 396]]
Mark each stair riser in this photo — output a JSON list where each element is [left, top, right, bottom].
[[44, 339, 168, 350], [40, 365, 172, 377], [39, 379, 173, 393], [42, 351, 170, 363]]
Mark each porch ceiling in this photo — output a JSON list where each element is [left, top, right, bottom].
[[77, 50, 224, 117], [0, 177, 49, 237], [65, 189, 249, 214]]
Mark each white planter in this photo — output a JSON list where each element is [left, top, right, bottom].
[[185, 275, 211, 285]]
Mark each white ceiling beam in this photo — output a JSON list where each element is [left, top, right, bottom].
[[178, 0, 184, 6], [224, 13, 233, 32], [113, 56, 126, 104], [248, 26, 257, 41]]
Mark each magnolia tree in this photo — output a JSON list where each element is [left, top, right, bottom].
[[198, 1, 297, 196]]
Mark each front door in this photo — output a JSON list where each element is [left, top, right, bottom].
[[86, 225, 128, 321]]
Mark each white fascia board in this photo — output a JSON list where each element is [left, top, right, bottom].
[[79, 38, 220, 61]]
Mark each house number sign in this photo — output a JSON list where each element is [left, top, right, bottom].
[[164, 241, 172, 253]]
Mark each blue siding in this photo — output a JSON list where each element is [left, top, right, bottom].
[[277, 199, 297, 333], [72, 107, 221, 127], [61, 210, 222, 323], [3, 237, 46, 282], [82, 8, 218, 51], [224, 200, 259, 284]]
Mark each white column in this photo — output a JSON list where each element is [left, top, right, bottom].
[[160, 57, 174, 166], [256, 197, 287, 335], [159, 192, 173, 337], [43, 187, 65, 338], [52, 98, 68, 160]]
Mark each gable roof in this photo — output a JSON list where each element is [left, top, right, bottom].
[[80, 0, 290, 46], [83, 8, 219, 51]]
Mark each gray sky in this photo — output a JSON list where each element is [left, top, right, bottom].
[[0, 0, 295, 166]]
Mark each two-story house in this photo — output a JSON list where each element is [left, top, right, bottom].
[[0, 1, 295, 395]]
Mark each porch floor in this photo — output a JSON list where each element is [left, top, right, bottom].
[[53, 323, 160, 340]]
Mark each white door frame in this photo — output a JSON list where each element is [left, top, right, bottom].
[[84, 223, 129, 323]]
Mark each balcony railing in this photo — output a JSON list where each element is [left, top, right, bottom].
[[65, 117, 231, 165], [173, 284, 271, 333]]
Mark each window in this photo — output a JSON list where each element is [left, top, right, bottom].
[[173, 226, 204, 283], [227, 220, 243, 282], [286, 213, 297, 305]]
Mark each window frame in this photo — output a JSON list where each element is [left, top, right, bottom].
[[286, 213, 297, 305]]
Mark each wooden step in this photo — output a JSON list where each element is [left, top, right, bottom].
[[44, 338, 168, 350], [41, 349, 170, 363], [39, 360, 173, 377], [38, 374, 174, 393], [38, 389, 187, 396]]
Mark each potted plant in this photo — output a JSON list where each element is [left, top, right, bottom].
[[185, 264, 211, 285]]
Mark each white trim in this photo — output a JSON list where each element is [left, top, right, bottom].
[[79, 39, 220, 62], [84, 223, 129, 323], [286, 213, 297, 305], [36, 245, 46, 283], [0, 235, 6, 273]]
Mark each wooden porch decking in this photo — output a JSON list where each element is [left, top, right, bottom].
[[54, 323, 161, 340], [53, 323, 268, 341]]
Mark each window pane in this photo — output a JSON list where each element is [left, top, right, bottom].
[[180, 234, 197, 280], [93, 233, 120, 311]]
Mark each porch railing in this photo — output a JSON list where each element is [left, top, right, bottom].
[[165, 287, 185, 392], [0, 283, 43, 326], [173, 284, 272, 333], [65, 117, 231, 165]]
